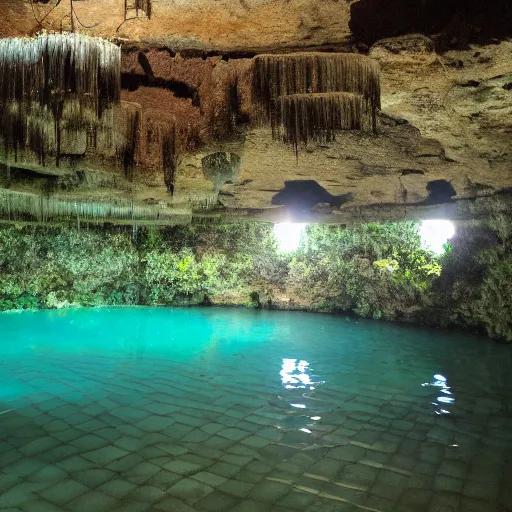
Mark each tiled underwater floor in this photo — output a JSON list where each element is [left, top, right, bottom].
[[1, 308, 512, 512]]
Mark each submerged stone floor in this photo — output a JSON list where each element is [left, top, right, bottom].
[[0, 308, 511, 512], [1, 356, 510, 512]]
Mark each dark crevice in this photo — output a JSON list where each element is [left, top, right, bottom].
[[422, 179, 457, 205], [137, 52, 154, 80], [460, 80, 480, 87], [122, 47, 257, 61], [121, 73, 200, 105], [350, 0, 512, 48], [179, 49, 258, 60], [401, 169, 425, 176], [271, 180, 353, 210]]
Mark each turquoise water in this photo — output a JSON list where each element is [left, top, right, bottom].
[[0, 307, 511, 512]]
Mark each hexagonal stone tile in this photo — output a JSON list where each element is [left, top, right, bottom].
[[219, 479, 255, 498], [56, 456, 96, 473], [217, 428, 249, 441], [18, 499, 68, 512], [82, 446, 129, 465], [144, 402, 177, 416], [193, 472, 228, 487], [52, 429, 83, 444], [28, 465, 68, 484], [249, 480, 291, 502], [19, 436, 61, 457], [106, 453, 144, 472], [38, 444, 81, 464], [43, 420, 69, 433], [0, 474, 22, 494], [124, 461, 161, 485], [75, 419, 108, 433], [67, 413, 94, 427], [240, 436, 269, 449], [50, 406, 79, 420], [70, 434, 110, 451], [73, 469, 116, 488], [195, 490, 239, 511], [201, 423, 225, 435], [168, 477, 214, 502], [7, 459, 47, 478], [154, 497, 197, 511], [209, 462, 241, 479], [0, 482, 44, 507], [67, 491, 117, 512], [181, 429, 212, 443], [95, 428, 122, 442], [230, 499, 268, 512], [128, 484, 167, 503], [136, 415, 175, 433], [109, 500, 150, 512], [163, 460, 203, 476], [96, 479, 137, 499], [147, 470, 183, 490], [40, 479, 90, 505], [110, 407, 149, 421], [113, 436, 147, 452]]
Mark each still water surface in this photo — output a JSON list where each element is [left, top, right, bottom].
[[1, 307, 511, 512]]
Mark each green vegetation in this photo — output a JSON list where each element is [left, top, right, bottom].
[[0, 218, 511, 341]]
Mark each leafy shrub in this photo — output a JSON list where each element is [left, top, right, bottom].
[[0, 218, 510, 342]]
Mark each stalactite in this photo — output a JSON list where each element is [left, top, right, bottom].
[[227, 74, 242, 132], [0, 189, 180, 223], [274, 93, 363, 154], [202, 152, 241, 192], [120, 105, 141, 182], [0, 33, 121, 166], [135, 0, 152, 19], [125, 0, 152, 19], [162, 125, 177, 196], [251, 52, 380, 131]]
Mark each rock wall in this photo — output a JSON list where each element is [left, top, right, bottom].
[[0, 2, 511, 223], [1, 0, 352, 50], [4, 0, 511, 51]]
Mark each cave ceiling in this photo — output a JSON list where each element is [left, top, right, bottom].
[[0, 0, 511, 225]]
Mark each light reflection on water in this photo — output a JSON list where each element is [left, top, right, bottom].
[[422, 373, 455, 415], [280, 358, 315, 390], [280, 358, 326, 431]]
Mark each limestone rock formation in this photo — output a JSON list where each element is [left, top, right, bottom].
[[0, 1, 510, 225]]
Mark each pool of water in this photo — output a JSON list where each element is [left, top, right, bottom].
[[0, 307, 511, 512]]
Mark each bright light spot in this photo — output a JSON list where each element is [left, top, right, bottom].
[[300, 428, 312, 434], [419, 220, 455, 254], [297, 373, 312, 385], [424, 373, 454, 416], [274, 223, 307, 252], [311, 416, 321, 421], [280, 358, 316, 390], [297, 360, 309, 372], [291, 403, 306, 409]]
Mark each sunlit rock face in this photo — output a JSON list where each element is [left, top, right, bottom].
[[5, 0, 511, 50], [0, 0, 510, 225], [2, 0, 353, 50]]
